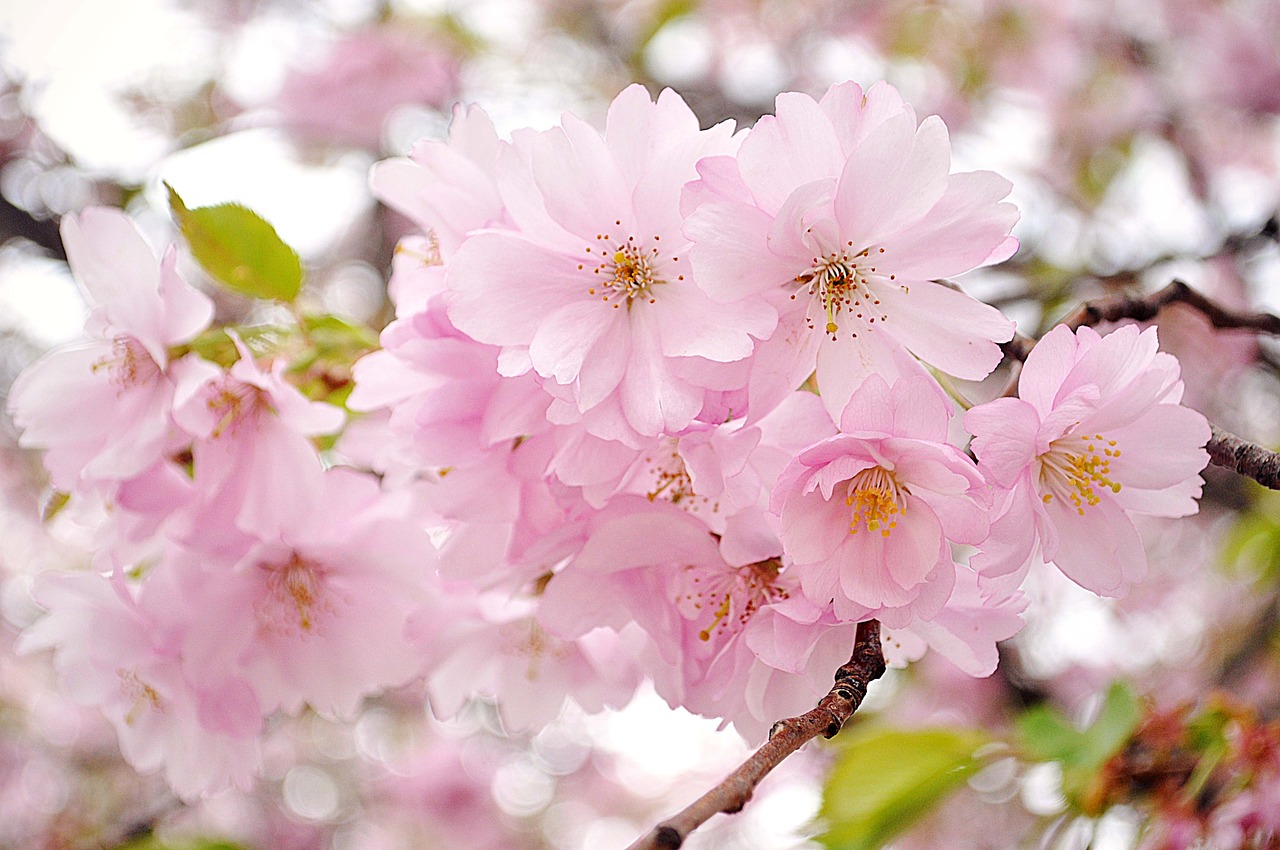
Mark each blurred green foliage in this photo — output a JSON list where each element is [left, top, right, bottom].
[[167, 184, 303, 303], [819, 725, 992, 850]]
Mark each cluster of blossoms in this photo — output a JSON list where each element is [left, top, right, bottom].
[[9, 81, 1212, 798]]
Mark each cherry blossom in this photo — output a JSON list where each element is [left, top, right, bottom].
[[446, 84, 774, 442], [272, 24, 459, 150], [772, 374, 989, 626], [964, 324, 1211, 596], [18, 570, 262, 799], [170, 333, 345, 550], [168, 468, 432, 718], [8, 207, 212, 491], [683, 80, 1018, 418]]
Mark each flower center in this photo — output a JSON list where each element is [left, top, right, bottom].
[[679, 558, 789, 645], [506, 620, 568, 682], [1038, 432, 1123, 516], [581, 226, 684, 310], [206, 377, 270, 439], [845, 466, 905, 537], [118, 668, 164, 725], [644, 441, 716, 514], [793, 244, 905, 339], [258, 553, 329, 636], [93, 336, 161, 393]]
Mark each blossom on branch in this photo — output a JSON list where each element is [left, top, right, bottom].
[[8, 208, 213, 491], [446, 84, 774, 443], [772, 375, 990, 627], [683, 80, 1018, 419], [964, 324, 1212, 596]]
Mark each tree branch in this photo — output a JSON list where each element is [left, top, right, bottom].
[[1062, 278, 1280, 335], [999, 284, 1280, 490], [624, 619, 887, 850], [1207, 425, 1280, 490]]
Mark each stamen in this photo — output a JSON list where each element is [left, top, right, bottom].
[[793, 245, 906, 340], [118, 668, 164, 725], [258, 553, 330, 636], [92, 336, 161, 394], [681, 558, 789, 645], [1038, 432, 1124, 515], [844, 466, 905, 537], [644, 443, 718, 514], [206, 377, 269, 438], [584, 235, 669, 308]]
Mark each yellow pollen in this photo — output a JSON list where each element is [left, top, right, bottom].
[[645, 445, 717, 513], [583, 237, 667, 308], [1039, 432, 1124, 516], [845, 466, 905, 536], [699, 595, 733, 642], [794, 246, 906, 340], [682, 558, 788, 645]]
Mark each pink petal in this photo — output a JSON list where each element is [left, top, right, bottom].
[[870, 279, 1013, 380]]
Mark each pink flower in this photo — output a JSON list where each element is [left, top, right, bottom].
[[964, 324, 1211, 596], [882, 568, 1028, 677], [170, 333, 345, 550], [446, 84, 775, 442], [771, 374, 989, 626], [371, 103, 505, 259], [348, 284, 550, 477], [272, 25, 459, 150], [18, 570, 262, 799], [412, 585, 644, 733], [532, 496, 837, 741], [8, 207, 213, 490], [683, 80, 1017, 419], [169, 468, 431, 718]]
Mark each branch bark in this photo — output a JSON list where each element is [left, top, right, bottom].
[[624, 619, 887, 850], [1062, 278, 1280, 335], [998, 282, 1280, 490], [1207, 425, 1280, 491]]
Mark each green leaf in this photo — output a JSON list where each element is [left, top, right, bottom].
[[1081, 682, 1142, 766], [300, 313, 379, 356], [116, 835, 250, 850], [167, 183, 303, 302], [1221, 492, 1280, 583], [1017, 682, 1140, 770], [1015, 704, 1084, 763], [1183, 704, 1233, 802], [182, 324, 290, 368], [1015, 681, 1143, 810], [819, 725, 991, 850]]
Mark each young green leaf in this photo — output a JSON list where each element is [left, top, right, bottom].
[[167, 183, 304, 302], [1015, 681, 1143, 810], [819, 725, 992, 850]]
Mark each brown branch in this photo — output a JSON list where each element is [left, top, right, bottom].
[[1207, 425, 1280, 491], [1000, 332, 1038, 364], [998, 287, 1280, 490], [624, 619, 887, 850], [1061, 278, 1280, 336]]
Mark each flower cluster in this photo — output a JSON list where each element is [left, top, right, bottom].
[[9, 81, 1212, 797], [11, 209, 431, 796]]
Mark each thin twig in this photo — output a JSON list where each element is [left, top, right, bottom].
[[1062, 278, 1280, 335], [999, 287, 1280, 489], [624, 620, 887, 850], [1000, 332, 1038, 365], [1207, 425, 1280, 491]]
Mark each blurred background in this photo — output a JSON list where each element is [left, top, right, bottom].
[[1, 1, 1280, 848]]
